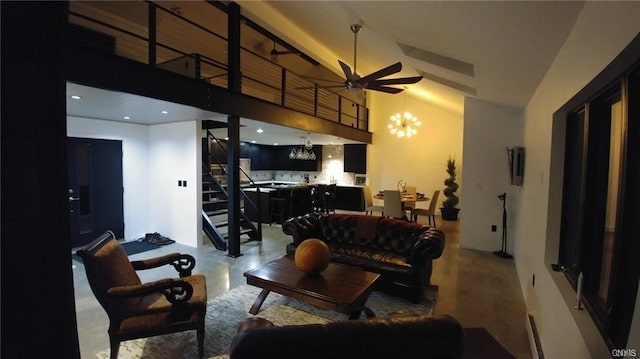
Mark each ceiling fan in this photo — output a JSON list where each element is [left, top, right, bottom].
[[304, 24, 423, 94]]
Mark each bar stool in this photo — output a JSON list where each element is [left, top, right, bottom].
[[269, 197, 286, 225]]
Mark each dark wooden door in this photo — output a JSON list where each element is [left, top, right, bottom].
[[67, 137, 124, 247]]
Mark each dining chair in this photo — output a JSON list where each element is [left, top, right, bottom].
[[383, 190, 405, 219], [412, 190, 440, 227], [403, 185, 417, 218], [312, 184, 326, 213], [324, 184, 337, 214], [363, 185, 384, 216]]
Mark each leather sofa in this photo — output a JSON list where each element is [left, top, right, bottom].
[[229, 314, 465, 359], [282, 213, 445, 302]]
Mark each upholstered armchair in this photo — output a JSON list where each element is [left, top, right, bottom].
[[76, 231, 207, 359]]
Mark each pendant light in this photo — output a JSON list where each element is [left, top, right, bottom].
[[388, 89, 421, 138]]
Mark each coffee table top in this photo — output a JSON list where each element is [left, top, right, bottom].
[[244, 255, 380, 313]]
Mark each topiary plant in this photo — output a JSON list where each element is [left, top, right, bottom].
[[442, 157, 459, 208], [441, 157, 460, 220]]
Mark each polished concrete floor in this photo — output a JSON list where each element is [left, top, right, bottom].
[[72, 215, 532, 358]]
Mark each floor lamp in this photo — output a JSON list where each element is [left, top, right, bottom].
[[494, 192, 513, 259]]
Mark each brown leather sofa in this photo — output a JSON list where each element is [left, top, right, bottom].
[[282, 213, 445, 302], [229, 314, 465, 359]]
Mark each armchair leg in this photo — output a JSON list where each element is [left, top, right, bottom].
[[109, 336, 120, 359], [197, 326, 205, 358]]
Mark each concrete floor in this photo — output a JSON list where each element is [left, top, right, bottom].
[[72, 215, 532, 358]]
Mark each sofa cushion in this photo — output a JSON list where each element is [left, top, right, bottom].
[[330, 244, 411, 268], [319, 214, 426, 257]]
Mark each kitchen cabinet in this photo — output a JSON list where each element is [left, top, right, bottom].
[[344, 144, 367, 174], [204, 139, 322, 172], [272, 145, 323, 171]]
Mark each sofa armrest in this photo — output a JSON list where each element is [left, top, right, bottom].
[[282, 212, 323, 246], [411, 228, 446, 263]]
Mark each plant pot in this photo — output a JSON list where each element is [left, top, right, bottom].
[[440, 207, 460, 221]]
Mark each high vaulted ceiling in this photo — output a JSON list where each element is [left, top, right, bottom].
[[67, 1, 587, 146], [239, 1, 585, 114]]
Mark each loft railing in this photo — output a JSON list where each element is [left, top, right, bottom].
[[67, 0, 369, 131]]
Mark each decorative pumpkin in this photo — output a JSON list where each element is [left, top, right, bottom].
[[294, 238, 331, 275]]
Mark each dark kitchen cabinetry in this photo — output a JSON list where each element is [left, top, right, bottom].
[[242, 143, 272, 170], [271, 145, 323, 171], [203, 139, 323, 172], [344, 144, 367, 173]]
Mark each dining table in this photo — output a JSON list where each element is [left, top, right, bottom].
[[373, 192, 430, 202]]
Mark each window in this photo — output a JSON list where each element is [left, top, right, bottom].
[[558, 63, 640, 349]]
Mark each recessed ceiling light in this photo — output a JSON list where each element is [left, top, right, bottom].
[[251, 140, 256, 143], [273, 143, 278, 146], [256, 128, 264, 133], [123, 116, 131, 120], [225, 137, 229, 140], [70, 95, 82, 100], [161, 110, 169, 114]]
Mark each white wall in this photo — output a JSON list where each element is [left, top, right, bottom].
[[514, 2, 640, 358], [67, 117, 202, 247], [67, 117, 150, 241], [460, 98, 523, 252], [368, 91, 463, 211], [148, 121, 202, 247]]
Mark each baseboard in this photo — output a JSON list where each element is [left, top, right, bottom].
[[526, 313, 544, 359]]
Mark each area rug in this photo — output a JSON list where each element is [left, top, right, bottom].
[[96, 283, 438, 359]]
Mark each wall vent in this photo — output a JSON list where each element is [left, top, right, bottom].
[[526, 313, 545, 359]]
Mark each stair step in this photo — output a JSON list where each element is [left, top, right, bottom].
[[214, 219, 249, 228], [206, 209, 229, 216], [203, 199, 228, 205], [223, 228, 255, 239]]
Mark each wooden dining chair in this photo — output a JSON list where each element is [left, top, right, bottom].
[[412, 190, 440, 227], [363, 186, 384, 215], [383, 190, 405, 219], [403, 185, 417, 218]]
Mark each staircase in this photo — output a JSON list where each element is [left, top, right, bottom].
[[202, 130, 262, 253]]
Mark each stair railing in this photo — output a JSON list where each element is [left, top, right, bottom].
[[205, 129, 262, 242]]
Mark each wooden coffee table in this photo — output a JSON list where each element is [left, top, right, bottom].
[[244, 255, 380, 319]]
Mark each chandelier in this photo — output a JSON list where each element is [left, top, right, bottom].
[[388, 90, 421, 138], [289, 135, 316, 160], [389, 112, 421, 138]]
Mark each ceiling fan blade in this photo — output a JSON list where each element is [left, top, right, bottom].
[[295, 85, 346, 90], [338, 60, 357, 82], [371, 76, 423, 86], [366, 83, 404, 94], [300, 75, 345, 85], [359, 62, 402, 84]]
